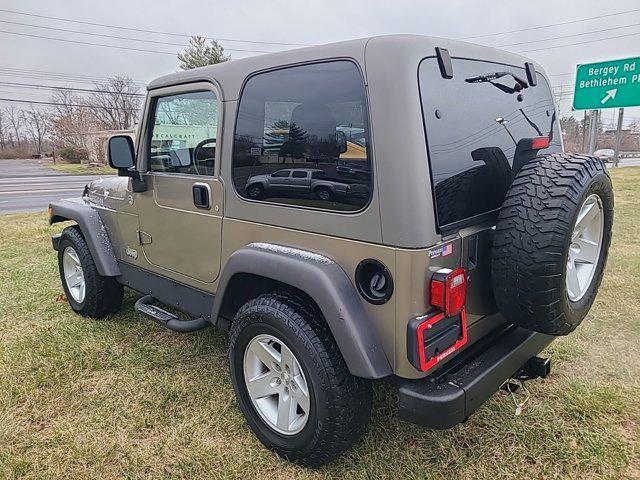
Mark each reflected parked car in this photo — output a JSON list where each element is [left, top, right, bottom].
[[245, 168, 362, 201]]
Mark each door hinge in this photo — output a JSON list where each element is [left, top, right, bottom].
[[137, 230, 152, 245]]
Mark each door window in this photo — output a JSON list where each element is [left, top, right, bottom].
[[148, 90, 219, 176]]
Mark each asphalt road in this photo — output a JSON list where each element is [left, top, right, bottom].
[[0, 156, 638, 215], [0, 159, 103, 214]]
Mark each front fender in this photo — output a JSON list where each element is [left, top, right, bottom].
[[49, 198, 120, 277], [212, 243, 392, 379]]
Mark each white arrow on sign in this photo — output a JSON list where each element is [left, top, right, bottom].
[[601, 88, 618, 105]]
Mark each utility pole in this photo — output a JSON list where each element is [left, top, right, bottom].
[[581, 110, 588, 153], [588, 109, 598, 154], [613, 108, 624, 167]]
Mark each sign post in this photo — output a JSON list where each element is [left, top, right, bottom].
[[588, 110, 598, 154], [573, 56, 640, 110], [613, 108, 624, 167]]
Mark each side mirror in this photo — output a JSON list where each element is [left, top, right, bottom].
[[336, 131, 348, 155], [107, 135, 146, 192], [108, 135, 135, 169]]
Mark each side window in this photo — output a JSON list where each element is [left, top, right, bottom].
[[272, 170, 291, 178], [148, 90, 219, 176], [233, 61, 372, 212]]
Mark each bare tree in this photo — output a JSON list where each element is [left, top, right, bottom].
[[87, 76, 142, 130], [22, 107, 50, 155], [49, 88, 93, 149], [6, 105, 23, 147]]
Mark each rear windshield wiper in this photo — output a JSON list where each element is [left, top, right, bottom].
[[465, 71, 530, 94]]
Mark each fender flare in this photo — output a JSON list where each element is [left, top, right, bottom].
[[49, 199, 120, 277], [212, 243, 393, 379]]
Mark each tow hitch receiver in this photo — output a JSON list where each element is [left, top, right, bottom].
[[516, 356, 551, 381], [499, 357, 550, 416]]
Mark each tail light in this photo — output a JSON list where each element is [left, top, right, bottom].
[[430, 267, 467, 317], [407, 267, 469, 372], [530, 136, 550, 150]]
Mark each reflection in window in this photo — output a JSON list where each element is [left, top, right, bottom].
[[419, 58, 562, 229], [148, 90, 218, 176], [232, 61, 372, 212]]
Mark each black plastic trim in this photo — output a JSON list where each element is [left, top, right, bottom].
[[395, 326, 553, 429], [525, 62, 538, 86], [135, 294, 210, 332], [117, 262, 215, 321], [355, 258, 394, 305], [51, 233, 61, 251], [49, 199, 121, 276], [435, 47, 454, 79], [213, 243, 392, 379]]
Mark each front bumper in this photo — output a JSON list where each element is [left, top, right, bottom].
[[51, 233, 61, 251], [395, 325, 554, 429]]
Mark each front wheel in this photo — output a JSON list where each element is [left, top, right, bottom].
[[229, 292, 372, 467], [57, 226, 123, 318]]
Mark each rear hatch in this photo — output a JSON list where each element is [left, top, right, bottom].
[[417, 56, 562, 341]]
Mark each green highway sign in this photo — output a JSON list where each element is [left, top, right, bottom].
[[573, 56, 640, 110]]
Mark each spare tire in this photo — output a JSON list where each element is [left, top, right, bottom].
[[492, 153, 613, 336]]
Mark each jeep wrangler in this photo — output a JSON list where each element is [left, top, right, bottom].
[[49, 35, 613, 467]]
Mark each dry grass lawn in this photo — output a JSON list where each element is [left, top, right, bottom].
[[0, 168, 638, 479]]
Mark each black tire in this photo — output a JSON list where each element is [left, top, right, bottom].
[[314, 186, 333, 201], [492, 153, 614, 336], [433, 166, 479, 226], [246, 183, 264, 199], [57, 226, 124, 318], [228, 292, 372, 467]]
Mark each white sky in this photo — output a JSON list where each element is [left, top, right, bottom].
[[0, 0, 639, 127]]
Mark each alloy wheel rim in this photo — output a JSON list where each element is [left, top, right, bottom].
[[62, 246, 86, 303], [243, 334, 310, 435], [566, 194, 604, 302]]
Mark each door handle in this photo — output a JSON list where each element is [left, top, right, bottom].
[[192, 183, 210, 209]]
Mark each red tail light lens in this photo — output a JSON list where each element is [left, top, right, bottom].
[[430, 267, 467, 317], [531, 136, 550, 150]]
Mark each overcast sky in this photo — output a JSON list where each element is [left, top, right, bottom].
[[1, 0, 639, 127]]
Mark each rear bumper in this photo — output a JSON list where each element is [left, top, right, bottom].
[[395, 326, 554, 429]]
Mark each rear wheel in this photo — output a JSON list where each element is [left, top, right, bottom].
[[228, 292, 372, 467], [247, 184, 264, 199], [492, 154, 613, 335], [57, 226, 123, 318], [314, 187, 332, 201]]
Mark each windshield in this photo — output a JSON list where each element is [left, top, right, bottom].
[[419, 57, 562, 230]]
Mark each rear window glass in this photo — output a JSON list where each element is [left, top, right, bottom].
[[232, 61, 372, 212], [419, 58, 561, 229]]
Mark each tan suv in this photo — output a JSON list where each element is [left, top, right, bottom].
[[49, 35, 614, 467]]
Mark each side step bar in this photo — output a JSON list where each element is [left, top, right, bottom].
[[134, 295, 210, 333]]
